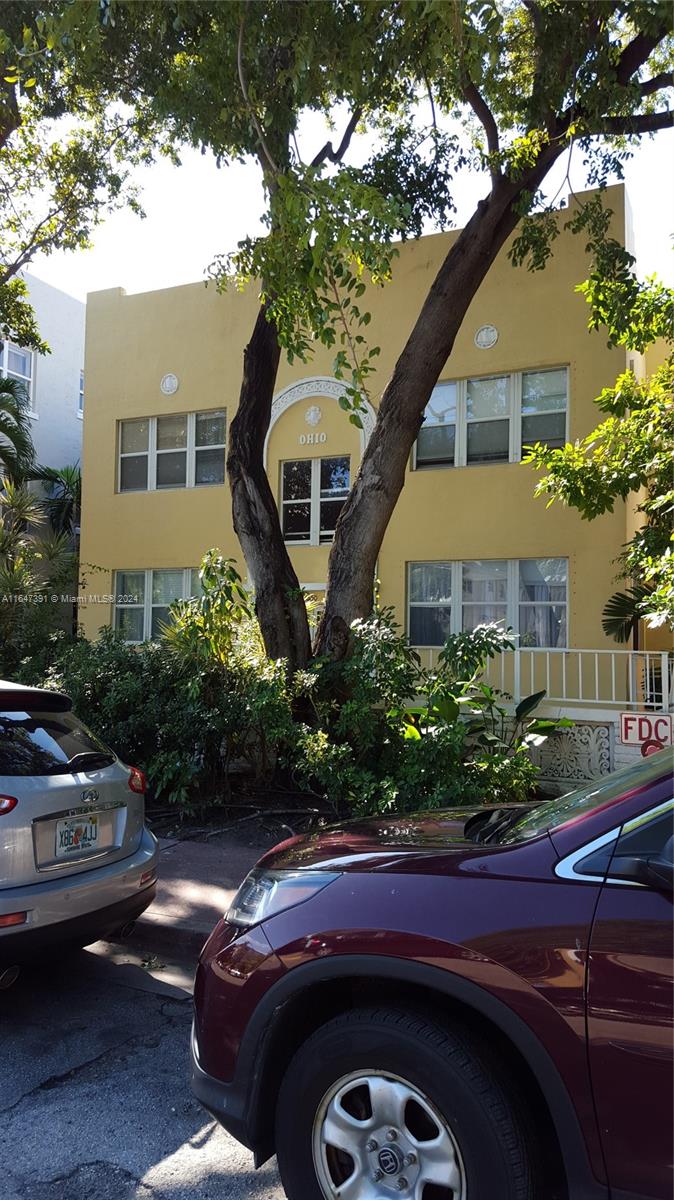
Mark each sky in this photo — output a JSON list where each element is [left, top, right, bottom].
[[29, 119, 674, 303]]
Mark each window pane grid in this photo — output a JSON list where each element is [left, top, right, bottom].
[[415, 368, 567, 469], [118, 410, 226, 492], [282, 457, 350, 546], [1, 341, 33, 408], [408, 559, 567, 648], [114, 568, 201, 642]]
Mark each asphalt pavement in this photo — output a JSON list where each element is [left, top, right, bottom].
[[0, 835, 286, 1200]]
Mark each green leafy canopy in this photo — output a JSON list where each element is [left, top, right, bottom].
[[527, 249, 674, 637]]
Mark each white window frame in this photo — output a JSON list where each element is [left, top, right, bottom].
[[113, 567, 200, 643], [407, 558, 569, 648], [413, 366, 569, 469], [78, 370, 84, 418], [0, 340, 36, 418], [516, 368, 569, 461], [281, 455, 351, 547], [464, 374, 514, 467], [117, 409, 226, 493]]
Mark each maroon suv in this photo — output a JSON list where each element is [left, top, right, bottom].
[[191, 750, 673, 1200]]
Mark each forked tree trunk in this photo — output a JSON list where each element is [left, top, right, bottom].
[[227, 304, 312, 666], [315, 153, 564, 659], [231, 151, 563, 669]]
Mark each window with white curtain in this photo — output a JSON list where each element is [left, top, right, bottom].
[[518, 558, 568, 648], [118, 410, 226, 492], [462, 560, 508, 628], [415, 367, 568, 468], [408, 559, 568, 648]]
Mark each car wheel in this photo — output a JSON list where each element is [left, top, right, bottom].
[[275, 1006, 534, 1200]]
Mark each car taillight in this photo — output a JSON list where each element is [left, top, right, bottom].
[[0, 795, 18, 815], [0, 912, 26, 927], [128, 767, 147, 795]]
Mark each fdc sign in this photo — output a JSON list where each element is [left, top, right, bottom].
[[620, 713, 673, 747]]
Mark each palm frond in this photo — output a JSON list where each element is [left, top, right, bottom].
[[0, 377, 36, 482], [602, 585, 652, 643], [31, 462, 81, 534], [0, 476, 44, 526]]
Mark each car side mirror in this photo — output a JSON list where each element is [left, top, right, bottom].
[[610, 853, 674, 893]]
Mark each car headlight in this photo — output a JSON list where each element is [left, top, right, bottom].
[[226, 867, 340, 928]]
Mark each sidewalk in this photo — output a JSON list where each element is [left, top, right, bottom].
[[126, 836, 264, 958]]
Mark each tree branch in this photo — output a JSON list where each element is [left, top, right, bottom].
[[237, 16, 279, 177], [594, 108, 674, 135], [640, 71, 674, 96], [311, 107, 362, 168], [463, 78, 501, 181], [615, 26, 671, 88], [424, 73, 438, 131], [522, 0, 542, 35]]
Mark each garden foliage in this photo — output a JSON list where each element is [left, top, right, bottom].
[[18, 552, 559, 817]]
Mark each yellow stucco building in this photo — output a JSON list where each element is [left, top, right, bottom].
[[78, 183, 672, 783]]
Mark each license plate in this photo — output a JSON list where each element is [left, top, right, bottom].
[[55, 815, 99, 858]]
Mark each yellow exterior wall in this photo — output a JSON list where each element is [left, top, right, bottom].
[[80, 184, 634, 650]]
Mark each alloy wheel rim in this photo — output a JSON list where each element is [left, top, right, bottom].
[[311, 1068, 466, 1199]]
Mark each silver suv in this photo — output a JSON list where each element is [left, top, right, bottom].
[[0, 680, 158, 974]]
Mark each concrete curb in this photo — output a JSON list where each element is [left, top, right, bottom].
[[127, 913, 211, 960], [110, 835, 265, 963]]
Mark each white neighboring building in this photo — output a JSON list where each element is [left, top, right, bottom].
[[0, 273, 85, 469]]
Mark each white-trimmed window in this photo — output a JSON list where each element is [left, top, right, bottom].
[[281, 455, 350, 545], [0, 341, 34, 413], [117, 409, 226, 492], [408, 562, 453, 646], [114, 568, 202, 643], [408, 558, 568, 648], [414, 367, 568, 469], [520, 368, 567, 449], [415, 382, 457, 468], [78, 370, 84, 416]]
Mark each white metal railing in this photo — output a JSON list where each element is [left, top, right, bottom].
[[412, 647, 674, 713]]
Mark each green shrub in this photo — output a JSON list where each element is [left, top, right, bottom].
[[12, 552, 557, 818]]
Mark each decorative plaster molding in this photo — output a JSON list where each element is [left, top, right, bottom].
[[264, 376, 376, 464], [160, 373, 179, 395], [536, 722, 612, 784]]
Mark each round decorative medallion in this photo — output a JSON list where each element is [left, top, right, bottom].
[[304, 405, 322, 426], [160, 373, 179, 396], [474, 324, 498, 349]]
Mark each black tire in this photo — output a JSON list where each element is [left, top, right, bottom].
[[275, 1006, 534, 1200]]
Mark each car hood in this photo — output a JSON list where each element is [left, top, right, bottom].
[[258, 804, 538, 873]]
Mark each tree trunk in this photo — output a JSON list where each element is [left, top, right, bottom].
[[227, 304, 312, 666], [315, 153, 564, 658]]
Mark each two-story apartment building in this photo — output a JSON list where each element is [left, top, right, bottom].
[[0, 273, 85, 470], [78, 184, 673, 787]]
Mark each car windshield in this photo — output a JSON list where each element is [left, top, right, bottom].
[[0, 709, 115, 776], [494, 749, 673, 844]]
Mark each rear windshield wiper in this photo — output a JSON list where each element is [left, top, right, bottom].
[[61, 750, 115, 772]]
